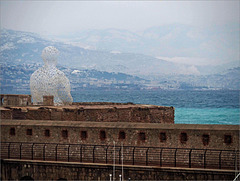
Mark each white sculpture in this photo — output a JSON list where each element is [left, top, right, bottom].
[[30, 46, 73, 105]]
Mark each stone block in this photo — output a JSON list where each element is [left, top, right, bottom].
[[26, 108, 51, 120], [43, 96, 54, 106], [62, 108, 77, 121], [1, 109, 12, 119], [51, 109, 62, 120]]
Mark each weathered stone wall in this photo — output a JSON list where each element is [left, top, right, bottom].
[[1, 159, 237, 180], [1, 120, 239, 150], [72, 102, 134, 105], [0, 94, 32, 107], [0, 105, 175, 124], [1, 120, 239, 174]]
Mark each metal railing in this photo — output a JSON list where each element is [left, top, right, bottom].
[[1, 142, 239, 170]]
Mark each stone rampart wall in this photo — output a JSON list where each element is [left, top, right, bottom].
[[1, 120, 238, 150], [0, 105, 174, 124]]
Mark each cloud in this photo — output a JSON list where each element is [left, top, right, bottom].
[[156, 56, 221, 66], [178, 65, 200, 75]]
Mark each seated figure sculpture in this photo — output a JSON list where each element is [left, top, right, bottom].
[[30, 46, 73, 105]]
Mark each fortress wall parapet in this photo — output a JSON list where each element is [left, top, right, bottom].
[[1, 120, 239, 150], [72, 102, 134, 105], [0, 104, 174, 124]]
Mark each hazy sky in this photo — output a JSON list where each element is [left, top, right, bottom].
[[1, 1, 239, 35]]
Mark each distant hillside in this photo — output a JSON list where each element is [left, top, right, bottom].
[[0, 28, 210, 76], [52, 24, 239, 73], [1, 29, 239, 91], [0, 62, 148, 92], [52, 24, 239, 61], [154, 67, 240, 90], [1, 62, 239, 92]]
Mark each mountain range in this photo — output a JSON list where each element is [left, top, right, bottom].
[[0, 28, 239, 91], [51, 23, 239, 72], [1, 28, 195, 76]]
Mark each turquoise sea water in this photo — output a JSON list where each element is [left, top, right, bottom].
[[71, 90, 239, 125], [175, 108, 239, 124], [2, 90, 239, 125]]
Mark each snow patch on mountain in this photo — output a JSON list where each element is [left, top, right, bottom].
[[71, 70, 83, 74], [17, 37, 36, 44], [0, 42, 16, 51]]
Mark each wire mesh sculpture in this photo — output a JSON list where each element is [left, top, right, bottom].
[[30, 46, 73, 105]]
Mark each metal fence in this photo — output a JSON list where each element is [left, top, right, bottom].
[[1, 142, 239, 170]]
